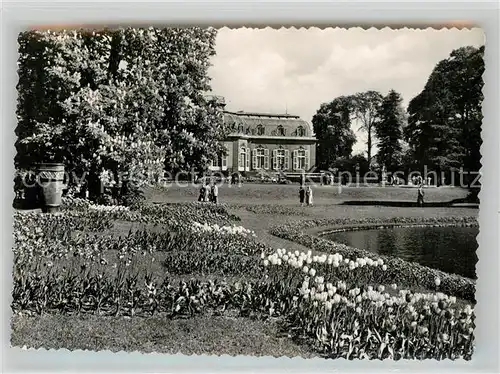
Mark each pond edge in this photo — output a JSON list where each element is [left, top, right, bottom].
[[269, 216, 478, 302]]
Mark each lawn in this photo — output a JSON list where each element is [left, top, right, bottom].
[[10, 185, 478, 359], [145, 184, 471, 206], [11, 312, 315, 358]]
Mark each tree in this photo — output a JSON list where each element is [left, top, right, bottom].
[[351, 90, 383, 166], [374, 90, 406, 172], [16, 27, 226, 202], [312, 96, 356, 170], [405, 45, 484, 184], [447, 46, 484, 173]]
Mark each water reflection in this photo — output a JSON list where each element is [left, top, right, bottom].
[[325, 226, 478, 279]]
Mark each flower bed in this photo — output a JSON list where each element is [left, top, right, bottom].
[[142, 202, 241, 224], [269, 216, 478, 302], [11, 204, 476, 359], [61, 197, 240, 227], [12, 207, 272, 317], [260, 248, 474, 359]]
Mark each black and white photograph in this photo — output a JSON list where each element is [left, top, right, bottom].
[[10, 25, 484, 360]]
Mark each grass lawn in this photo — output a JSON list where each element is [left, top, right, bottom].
[[145, 184, 471, 206], [144, 184, 475, 252], [11, 312, 316, 358], [11, 184, 478, 358]]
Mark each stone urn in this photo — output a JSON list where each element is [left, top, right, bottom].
[[36, 163, 65, 213]]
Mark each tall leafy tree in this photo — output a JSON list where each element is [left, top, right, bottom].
[[374, 90, 406, 172], [405, 46, 484, 182], [312, 96, 356, 170], [16, 27, 226, 201], [447, 46, 484, 173], [351, 90, 383, 166]]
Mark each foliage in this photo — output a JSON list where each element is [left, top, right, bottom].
[[313, 91, 392, 171], [405, 46, 484, 179], [312, 96, 356, 170], [351, 91, 384, 166], [16, 27, 226, 202], [374, 90, 406, 172]]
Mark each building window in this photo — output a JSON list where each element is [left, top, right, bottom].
[[252, 147, 269, 170], [272, 147, 289, 170], [239, 147, 246, 167], [257, 125, 265, 135], [256, 148, 266, 169], [276, 149, 285, 169], [222, 147, 228, 168], [297, 126, 306, 136], [277, 125, 285, 136], [213, 147, 229, 168], [297, 149, 306, 169], [293, 147, 309, 170]]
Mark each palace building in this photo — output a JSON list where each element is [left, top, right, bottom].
[[208, 96, 317, 175]]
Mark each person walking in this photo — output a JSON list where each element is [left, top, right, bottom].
[[306, 185, 314, 206], [417, 184, 425, 207], [211, 182, 219, 204], [204, 181, 210, 202], [299, 185, 305, 206], [198, 182, 205, 202]]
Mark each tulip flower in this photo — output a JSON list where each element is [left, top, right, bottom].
[[435, 277, 441, 287]]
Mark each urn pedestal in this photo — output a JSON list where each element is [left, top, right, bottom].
[[37, 163, 65, 213]]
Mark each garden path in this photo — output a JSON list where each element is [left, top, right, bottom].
[[228, 207, 312, 252]]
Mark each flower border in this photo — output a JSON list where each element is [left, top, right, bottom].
[[269, 216, 478, 302]]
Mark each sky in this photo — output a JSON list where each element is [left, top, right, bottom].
[[208, 27, 485, 155]]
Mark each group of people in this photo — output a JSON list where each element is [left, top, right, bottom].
[[198, 181, 219, 204], [299, 184, 314, 206], [411, 175, 431, 186]]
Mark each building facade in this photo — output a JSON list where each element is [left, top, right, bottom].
[[209, 109, 317, 175]]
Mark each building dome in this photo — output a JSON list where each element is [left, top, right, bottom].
[[223, 111, 314, 137]]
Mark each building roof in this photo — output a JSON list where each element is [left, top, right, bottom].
[[223, 111, 315, 138]]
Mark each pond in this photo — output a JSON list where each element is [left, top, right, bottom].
[[323, 225, 478, 279]]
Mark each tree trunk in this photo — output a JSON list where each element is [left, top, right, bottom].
[[367, 129, 372, 165]]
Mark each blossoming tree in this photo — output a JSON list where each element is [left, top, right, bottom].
[[16, 27, 227, 203]]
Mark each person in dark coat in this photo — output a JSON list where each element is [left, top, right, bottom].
[[417, 184, 425, 207], [198, 182, 205, 202], [299, 185, 305, 206]]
